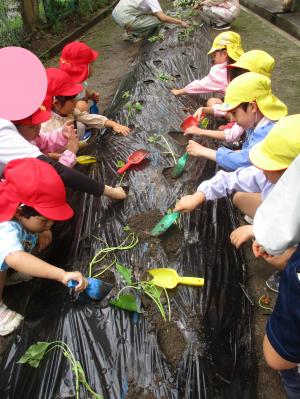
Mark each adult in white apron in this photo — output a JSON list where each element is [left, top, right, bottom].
[[112, 0, 188, 42]]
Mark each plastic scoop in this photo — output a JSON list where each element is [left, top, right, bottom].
[[117, 149, 149, 174], [172, 152, 189, 178], [76, 155, 97, 165], [150, 211, 180, 236], [90, 100, 99, 114], [180, 115, 198, 131], [68, 277, 113, 300], [148, 268, 204, 289]]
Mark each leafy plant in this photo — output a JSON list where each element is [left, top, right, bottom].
[[18, 341, 103, 399], [178, 26, 195, 42], [148, 32, 165, 43], [147, 134, 178, 165], [115, 160, 125, 168], [110, 265, 171, 321], [122, 90, 131, 99], [89, 233, 139, 278], [156, 73, 174, 82], [124, 101, 143, 125]]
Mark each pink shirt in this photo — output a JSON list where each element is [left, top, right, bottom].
[[184, 63, 228, 94], [32, 127, 77, 167]]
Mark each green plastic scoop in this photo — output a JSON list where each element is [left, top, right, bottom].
[[172, 152, 189, 178], [150, 211, 180, 236], [148, 268, 204, 289]]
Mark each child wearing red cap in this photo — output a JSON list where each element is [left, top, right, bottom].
[[0, 158, 88, 336], [42, 68, 130, 137], [59, 41, 100, 113], [14, 106, 79, 168]]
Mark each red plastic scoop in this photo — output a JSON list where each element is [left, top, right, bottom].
[[117, 149, 149, 174], [180, 115, 198, 131]]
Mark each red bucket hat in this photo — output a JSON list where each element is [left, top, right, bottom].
[[0, 158, 74, 222], [43, 67, 83, 111], [13, 105, 51, 125], [59, 41, 99, 83]]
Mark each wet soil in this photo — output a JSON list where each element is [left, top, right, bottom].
[[98, 270, 116, 286], [167, 131, 189, 147], [162, 165, 187, 184], [127, 210, 183, 261], [126, 378, 158, 399]]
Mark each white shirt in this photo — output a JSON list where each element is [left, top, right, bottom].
[[0, 119, 42, 175], [139, 0, 162, 13]]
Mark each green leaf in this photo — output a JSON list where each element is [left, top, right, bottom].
[[110, 294, 141, 313], [17, 341, 51, 368], [143, 283, 163, 301], [147, 135, 158, 143], [74, 360, 86, 384], [116, 160, 125, 168], [116, 263, 132, 285], [134, 102, 143, 112], [122, 91, 131, 99], [125, 101, 132, 111]]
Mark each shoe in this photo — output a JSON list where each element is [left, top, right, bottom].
[[0, 302, 23, 336], [6, 271, 32, 286], [266, 271, 281, 293], [211, 22, 231, 30], [244, 215, 254, 225], [122, 31, 142, 43], [80, 130, 92, 142], [218, 121, 236, 131]]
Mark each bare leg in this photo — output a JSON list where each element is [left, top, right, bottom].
[[233, 192, 262, 218]]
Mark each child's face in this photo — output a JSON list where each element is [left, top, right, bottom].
[[211, 49, 228, 65], [18, 214, 54, 234], [17, 124, 41, 141], [53, 98, 77, 116], [263, 169, 285, 184], [88, 62, 94, 78], [230, 102, 258, 130]]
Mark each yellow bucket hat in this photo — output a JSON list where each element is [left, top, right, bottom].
[[227, 50, 275, 78], [249, 115, 300, 171], [217, 72, 287, 120], [207, 31, 244, 61]]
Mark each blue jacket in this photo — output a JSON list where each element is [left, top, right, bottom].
[[216, 119, 275, 171]]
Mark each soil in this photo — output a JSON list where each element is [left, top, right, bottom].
[[98, 270, 116, 286], [167, 131, 189, 147], [127, 210, 183, 261], [142, 297, 186, 370], [125, 378, 158, 399], [163, 165, 187, 184]]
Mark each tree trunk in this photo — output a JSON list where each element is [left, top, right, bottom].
[[20, 0, 41, 32]]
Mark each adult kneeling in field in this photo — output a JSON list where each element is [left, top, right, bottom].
[[112, 0, 188, 42]]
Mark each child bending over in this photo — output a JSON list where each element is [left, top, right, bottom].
[[0, 158, 87, 336]]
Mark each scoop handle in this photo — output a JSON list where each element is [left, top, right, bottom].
[[178, 277, 204, 286], [118, 161, 132, 174]]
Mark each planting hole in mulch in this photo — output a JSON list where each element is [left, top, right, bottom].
[[143, 79, 155, 85], [98, 270, 116, 286], [167, 130, 188, 146], [172, 74, 181, 79], [125, 381, 157, 399], [127, 210, 183, 261], [157, 321, 186, 369], [189, 64, 197, 70], [162, 166, 177, 183], [153, 59, 162, 66]]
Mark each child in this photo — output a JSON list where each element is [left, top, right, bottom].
[[171, 31, 243, 106], [189, 50, 275, 144], [193, 0, 240, 30], [0, 158, 87, 336], [186, 72, 287, 171], [0, 117, 127, 201], [42, 68, 130, 137], [14, 106, 79, 168], [59, 41, 100, 113], [174, 114, 300, 251], [112, 0, 188, 43]]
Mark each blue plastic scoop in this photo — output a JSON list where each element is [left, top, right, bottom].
[[68, 277, 113, 300]]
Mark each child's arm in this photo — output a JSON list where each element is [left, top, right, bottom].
[[37, 121, 75, 153], [174, 166, 266, 212], [74, 109, 130, 136], [5, 251, 87, 292], [185, 126, 226, 140]]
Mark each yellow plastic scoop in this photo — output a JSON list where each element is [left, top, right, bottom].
[[148, 268, 204, 289], [76, 155, 97, 165]]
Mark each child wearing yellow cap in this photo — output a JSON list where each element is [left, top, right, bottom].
[[189, 50, 275, 145], [186, 72, 287, 171], [174, 114, 300, 253], [171, 31, 243, 105]]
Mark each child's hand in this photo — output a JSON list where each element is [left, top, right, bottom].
[[62, 272, 88, 293], [90, 91, 100, 102], [171, 89, 181, 96], [111, 122, 131, 136], [174, 192, 205, 212], [194, 107, 203, 121], [180, 21, 189, 28], [47, 152, 61, 161], [184, 126, 203, 136], [252, 240, 267, 258], [186, 140, 207, 157], [62, 120, 76, 139], [37, 230, 53, 252], [230, 225, 253, 249], [67, 132, 79, 154]]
